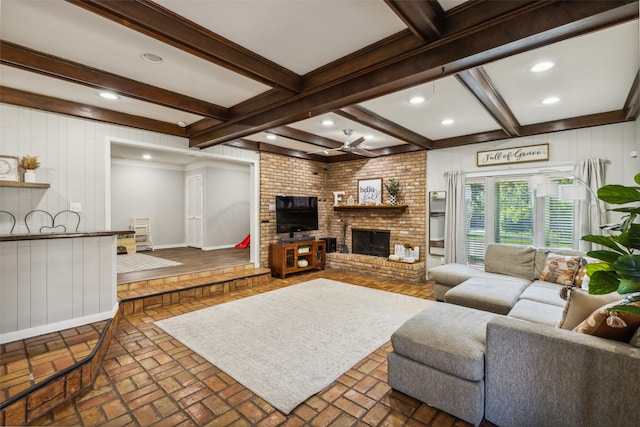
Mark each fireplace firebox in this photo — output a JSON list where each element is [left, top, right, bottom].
[[352, 229, 390, 257]]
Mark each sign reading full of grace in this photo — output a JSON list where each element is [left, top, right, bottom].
[[476, 143, 549, 167]]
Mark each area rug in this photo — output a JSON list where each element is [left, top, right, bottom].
[[154, 278, 433, 414], [116, 253, 183, 274]]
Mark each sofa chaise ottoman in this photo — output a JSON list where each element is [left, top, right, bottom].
[[388, 303, 498, 426]]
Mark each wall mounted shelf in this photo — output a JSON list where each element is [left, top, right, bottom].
[[333, 205, 407, 213], [0, 180, 50, 189]]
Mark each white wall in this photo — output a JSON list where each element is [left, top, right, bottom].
[[426, 121, 639, 269], [204, 163, 250, 248], [111, 160, 186, 246]]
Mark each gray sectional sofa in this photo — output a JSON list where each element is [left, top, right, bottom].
[[388, 244, 640, 427]]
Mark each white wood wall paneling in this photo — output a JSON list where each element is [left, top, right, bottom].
[[1, 241, 18, 334], [0, 236, 117, 343], [29, 240, 47, 328], [47, 238, 73, 324], [17, 241, 31, 330]]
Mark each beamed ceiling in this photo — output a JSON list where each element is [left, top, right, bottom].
[[1, 0, 639, 163]]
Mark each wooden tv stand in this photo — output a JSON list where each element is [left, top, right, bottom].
[[270, 239, 326, 278]]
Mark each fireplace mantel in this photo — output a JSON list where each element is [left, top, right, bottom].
[[333, 205, 407, 213]]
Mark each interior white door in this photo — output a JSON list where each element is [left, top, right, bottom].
[[186, 174, 203, 248]]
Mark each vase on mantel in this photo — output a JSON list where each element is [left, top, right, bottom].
[[24, 170, 36, 183], [389, 194, 397, 205]]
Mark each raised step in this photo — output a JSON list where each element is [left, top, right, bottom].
[[326, 252, 426, 284]]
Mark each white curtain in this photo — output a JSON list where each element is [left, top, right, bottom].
[[444, 170, 467, 264], [574, 158, 606, 251]]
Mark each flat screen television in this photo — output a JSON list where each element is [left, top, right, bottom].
[[276, 196, 318, 237]]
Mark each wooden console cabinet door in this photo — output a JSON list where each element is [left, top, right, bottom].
[[270, 240, 326, 278]]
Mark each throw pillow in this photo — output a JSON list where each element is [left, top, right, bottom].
[[630, 326, 640, 348], [573, 300, 640, 342], [573, 256, 600, 290], [540, 252, 581, 286], [557, 288, 622, 330], [485, 244, 536, 280]]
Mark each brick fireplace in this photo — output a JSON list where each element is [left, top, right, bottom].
[[259, 151, 427, 283]]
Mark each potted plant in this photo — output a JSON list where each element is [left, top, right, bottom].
[[581, 172, 640, 316], [385, 178, 400, 205], [19, 155, 40, 183]]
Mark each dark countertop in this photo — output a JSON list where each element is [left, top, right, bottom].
[[0, 230, 131, 242]]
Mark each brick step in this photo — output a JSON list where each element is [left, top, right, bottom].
[[118, 265, 272, 316], [0, 265, 272, 425], [326, 252, 426, 284]]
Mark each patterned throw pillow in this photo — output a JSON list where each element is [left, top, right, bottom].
[[573, 300, 640, 342], [573, 256, 600, 290], [556, 288, 622, 330], [540, 253, 582, 286]]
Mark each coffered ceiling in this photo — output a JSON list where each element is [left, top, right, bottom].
[[1, 0, 638, 163]]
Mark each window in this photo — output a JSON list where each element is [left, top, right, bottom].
[[465, 174, 575, 266]]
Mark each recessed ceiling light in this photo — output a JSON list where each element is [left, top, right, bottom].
[[530, 61, 555, 73], [141, 53, 163, 64], [266, 134, 277, 140], [541, 96, 560, 105], [409, 96, 425, 104], [99, 91, 119, 100], [441, 118, 455, 125], [321, 119, 334, 126], [142, 154, 152, 160]]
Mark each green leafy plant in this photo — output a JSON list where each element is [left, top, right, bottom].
[[582, 172, 640, 316], [385, 178, 400, 196]]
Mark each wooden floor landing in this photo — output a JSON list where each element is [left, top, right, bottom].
[[117, 246, 251, 284]]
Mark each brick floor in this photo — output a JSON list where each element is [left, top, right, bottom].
[[21, 270, 495, 426]]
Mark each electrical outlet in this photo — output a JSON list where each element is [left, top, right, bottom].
[[70, 202, 82, 212]]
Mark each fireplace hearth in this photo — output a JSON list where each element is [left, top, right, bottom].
[[352, 229, 390, 258]]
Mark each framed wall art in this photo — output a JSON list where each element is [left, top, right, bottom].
[[358, 178, 382, 205], [476, 144, 549, 167], [0, 155, 19, 181]]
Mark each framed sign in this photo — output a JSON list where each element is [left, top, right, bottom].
[[358, 178, 382, 205], [477, 144, 549, 167], [0, 155, 19, 181]]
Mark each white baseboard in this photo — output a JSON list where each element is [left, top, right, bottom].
[[202, 244, 236, 251], [151, 243, 187, 250], [0, 304, 119, 345]]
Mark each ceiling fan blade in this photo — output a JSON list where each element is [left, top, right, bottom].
[[352, 147, 379, 158], [350, 137, 366, 148], [306, 147, 342, 155]]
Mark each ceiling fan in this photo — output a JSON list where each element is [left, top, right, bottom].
[[309, 129, 378, 157]]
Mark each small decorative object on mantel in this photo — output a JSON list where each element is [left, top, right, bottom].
[[385, 178, 400, 205], [392, 243, 419, 263], [333, 191, 345, 206], [0, 155, 19, 182], [19, 155, 40, 183], [347, 195, 355, 205]]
